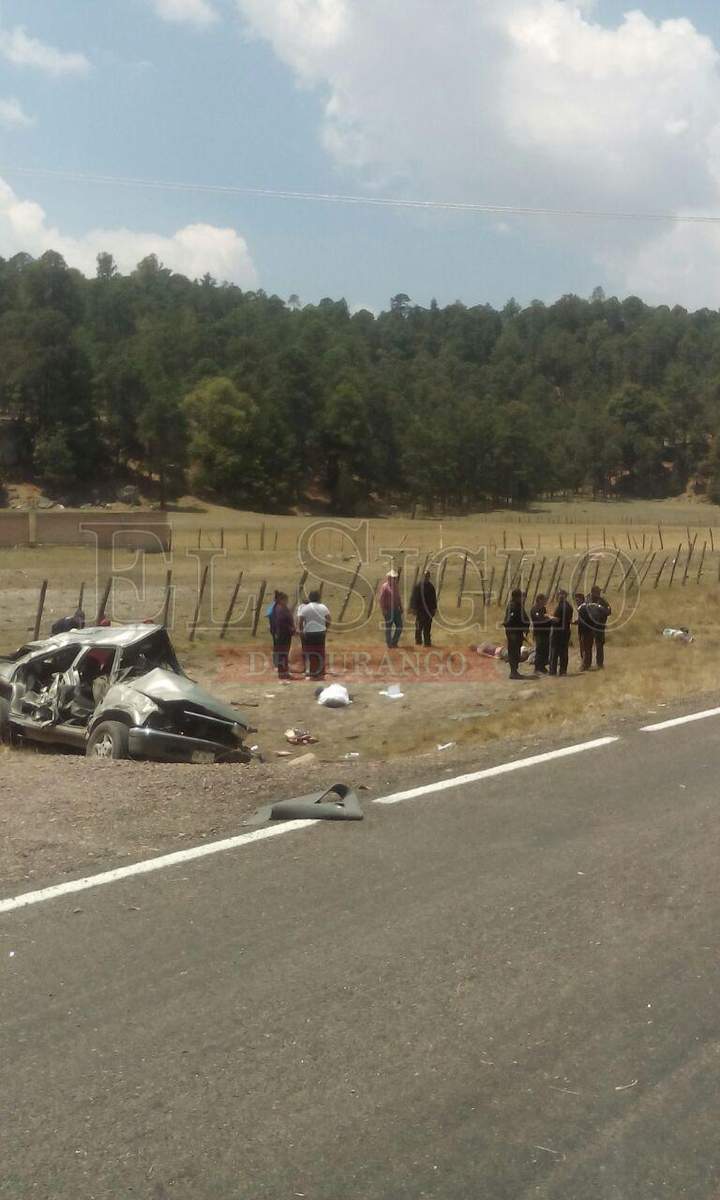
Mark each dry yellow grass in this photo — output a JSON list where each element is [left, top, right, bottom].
[[1, 497, 718, 761]]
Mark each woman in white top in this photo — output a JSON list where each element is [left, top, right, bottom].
[[296, 590, 331, 679]]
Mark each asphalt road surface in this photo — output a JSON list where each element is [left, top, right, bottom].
[[2, 706, 720, 1199]]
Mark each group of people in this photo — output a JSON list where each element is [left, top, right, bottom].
[[267, 589, 332, 680], [379, 569, 438, 649], [267, 571, 611, 683], [503, 585, 611, 680]]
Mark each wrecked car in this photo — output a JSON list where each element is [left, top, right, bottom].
[[0, 624, 254, 764]]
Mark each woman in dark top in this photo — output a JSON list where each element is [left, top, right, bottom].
[[549, 589, 573, 676], [530, 593, 552, 674], [269, 592, 295, 679]]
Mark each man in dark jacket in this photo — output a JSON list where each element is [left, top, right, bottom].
[[581, 585, 611, 669], [51, 608, 85, 636], [549, 589, 573, 676], [410, 570, 438, 647], [530, 593, 552, 674], [574, 591, 592, 671], [503, 588, 530, 679]]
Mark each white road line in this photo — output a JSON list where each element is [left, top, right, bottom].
[[642, 707, 720, 733], [373, 737, 619, 805], [0, 735, 619, 917], [0, 820, 318, 916]]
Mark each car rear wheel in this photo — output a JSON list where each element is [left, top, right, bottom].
[[0, 698, 11, 746], [86, 721, 130, 760]]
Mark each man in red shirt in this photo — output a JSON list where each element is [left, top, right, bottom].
[[378, 570, 403, 648]]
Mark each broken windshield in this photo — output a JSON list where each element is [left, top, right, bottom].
[[117, 630, 182, 680]]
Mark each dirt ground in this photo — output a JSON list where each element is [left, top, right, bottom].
[[3, 496, 720, 892]]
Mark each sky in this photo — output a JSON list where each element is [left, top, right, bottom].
[[2, 0, 720, 311]]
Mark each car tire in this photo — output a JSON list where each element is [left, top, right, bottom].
[[0, 698, 11, 746], [86, 721, 130, 760]]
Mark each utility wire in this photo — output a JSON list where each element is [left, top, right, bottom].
[[2, 164, 720, 226]]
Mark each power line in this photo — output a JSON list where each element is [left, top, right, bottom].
[[2, 163, 720, 226]]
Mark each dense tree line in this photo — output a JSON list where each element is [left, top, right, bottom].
[[1, 251, 720, 512]]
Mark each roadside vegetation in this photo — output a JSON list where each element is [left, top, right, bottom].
[[3, 252, 720, 512]]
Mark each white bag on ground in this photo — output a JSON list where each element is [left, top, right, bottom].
[[317, 683, 352, 707]]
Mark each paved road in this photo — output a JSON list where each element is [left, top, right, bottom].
[[2, 710, 720, 1199]]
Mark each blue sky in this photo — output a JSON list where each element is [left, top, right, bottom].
[[2, 0, 720, 311]]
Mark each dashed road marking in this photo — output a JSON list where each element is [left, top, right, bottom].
[[641, 707, 720, 733], [373, 737, 619, 805]]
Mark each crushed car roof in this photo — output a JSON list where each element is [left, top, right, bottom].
[[18, 624, 166, 654]]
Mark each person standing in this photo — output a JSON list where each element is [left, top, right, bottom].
[[503, 587, 530, 680], [410, 569, 438, 647], [379, 570, 403, 648], [574, 591, 592, 671], [530, 593, 552, 674], [549, 589, 573, 676], [269, 592, 295, 679], [296, 589, 331, 679], [583, 585, 612, 670]]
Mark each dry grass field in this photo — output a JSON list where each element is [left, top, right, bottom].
[[1, 495, 719, 763]]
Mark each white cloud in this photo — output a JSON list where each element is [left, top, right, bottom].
[[234, 0, 720, 306], [152, 0, 218, 26], [0, 177, 258, 287], [0, 24, 90, 74], [0, 97, 34, 128]]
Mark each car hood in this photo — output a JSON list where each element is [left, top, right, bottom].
[[128, 669, 249, 728]]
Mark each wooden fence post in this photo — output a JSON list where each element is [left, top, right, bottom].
[[96, 577, 112, 625], [260, 523, 266, 551], [77, 582, 85, 613], [639, 553, 656, 586], [338, 562, 362, 624], [296, 569, 309, 605], [161, 569, 173, 628], [657, 524, 664, 550], [696, 541, 707, 585], [220, 571, 244, 640], [456, 554, 469, 609], [668, 545, 682, 588], [34, 580, 48, 640], [681, 537, 697, 586], [653, 556, 668, 588], [497, 555, 510, 606], [251, 581, 267, 639], [189, 565, 209, 643], [532, 557, 546, 602]]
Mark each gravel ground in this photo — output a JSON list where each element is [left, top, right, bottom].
[[0, 740, 517, 893]]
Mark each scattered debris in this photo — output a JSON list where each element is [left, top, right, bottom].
[[343, 752, 360, 760], [270, 783, 363, 822], [286, 752, 318, 768], [615, 1079, 639, 1091], [285, 728, 318, 745], [317, 683, 351, 707], [379, 683, 405, 700], [275, 750, 292, 758], [450, 709, 489, 722], [437, 742, 457, 752]]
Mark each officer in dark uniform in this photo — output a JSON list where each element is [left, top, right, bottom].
[[530, 593, 552, 674], [549, 589, 573, 676], [503, 588, 530, 679]]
